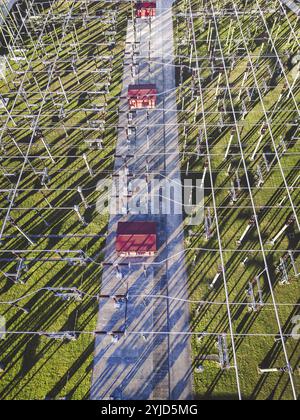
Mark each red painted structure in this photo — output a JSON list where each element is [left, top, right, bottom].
[[135, 2, 156, 18], [128, 84, 157, 110], [116, 222, 157, 257]]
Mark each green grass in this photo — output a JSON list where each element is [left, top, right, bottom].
[[174, 0, 300, 400], [0, 0, 129, 400]]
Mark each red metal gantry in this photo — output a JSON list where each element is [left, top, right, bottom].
[[135, 2, 156, 18], [128, 84, 158, 110], [116, 222, 157, 257]]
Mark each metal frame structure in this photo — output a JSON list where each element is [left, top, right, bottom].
[[0, 0, 299, 401], [175, 0, 299, 400]]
